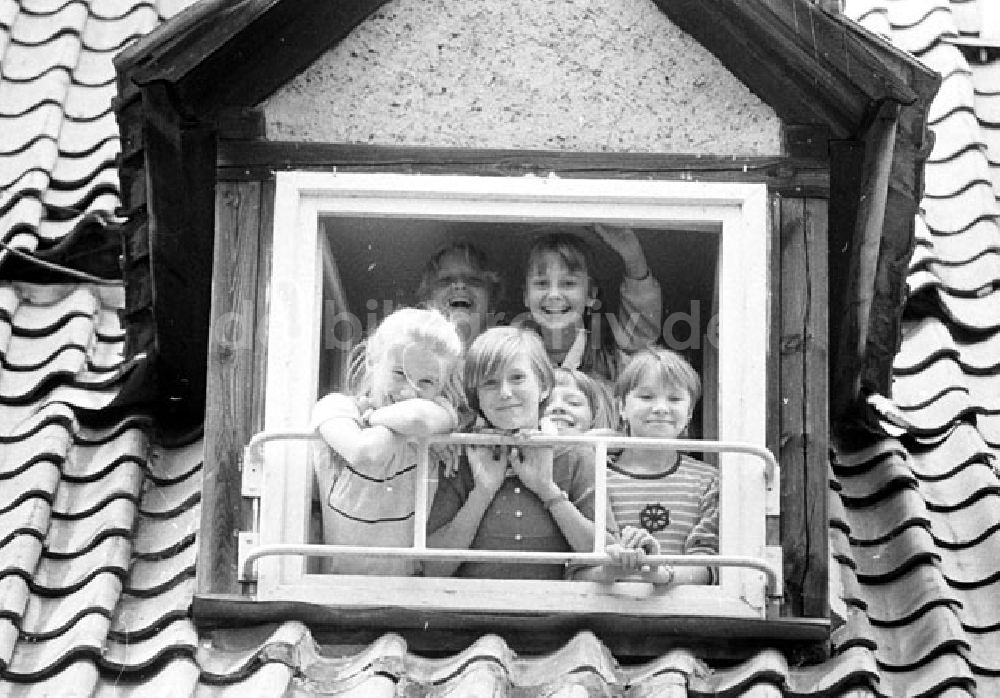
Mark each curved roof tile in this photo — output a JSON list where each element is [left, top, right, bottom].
[[2, 612, 109, 679], [915, 218, 1000, 265], [842, 484, 931, 544], [92, 656, 202, 697], [20, 572, 121, 639], [51, 460, 142, 518], [110, 578, 194, 638], [918, 461, 999, 510], [30, 535, 130, 594], [124, 539, 195, 596], [138, 470, 200, 518], [896, 316, 1000, 375], [7, 2, 89, 46], [860, 565, 961, 626], [103, 618, 198, 673], [44, 498, 134, 558], [868, 603, 969, 669], [146, 439, 202, 485], [884, 6, 957, 55], [0, 461, 60, 513], [928, 67, 976, 123], [0, 659, 99, 694], [1, 33, 82, 81]]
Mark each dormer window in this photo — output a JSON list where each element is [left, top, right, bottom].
[[222, 172, 795, 637], [116, 0, 940, 659]]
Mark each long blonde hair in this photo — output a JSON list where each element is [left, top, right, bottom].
[[348, 307, 465, 411]]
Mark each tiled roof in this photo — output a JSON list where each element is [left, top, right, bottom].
[[839, 1, 1000, 696], [0, 0, 192, 253], [1, 0, 999, 694]]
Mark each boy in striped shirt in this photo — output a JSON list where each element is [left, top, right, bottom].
[[579, 348, 717, 585]]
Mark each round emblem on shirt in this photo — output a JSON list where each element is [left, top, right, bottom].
[[639, 503, 670, 532]]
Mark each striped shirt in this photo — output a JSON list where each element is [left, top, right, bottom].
[[606, 453, 719, 557]]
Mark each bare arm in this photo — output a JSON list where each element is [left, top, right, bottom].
[[367, 397, 457, 437], [312, 394, 403, 476], [512, 441, 596, 553], [424, 487, 496, 577], [316, 418, 401, 476], [544, 493, 598, 552], [572, 526, 713, 585], [424, 446, 505, 577], [593, 224, 662, 353]]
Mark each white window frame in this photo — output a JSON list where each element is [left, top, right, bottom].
[[254, 171, 775, 622]]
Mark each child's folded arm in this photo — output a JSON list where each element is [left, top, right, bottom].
[[366, 396, 458, 437], [312, 393, 402, 474]]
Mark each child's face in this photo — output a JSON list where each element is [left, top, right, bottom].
[[543, 383, 594, 434], [372, 343, 447, 405], [427, 251, 491, 326], [524, 252, 591, 332], [477, 355, 546, 430], [621, 373, 693, 439]]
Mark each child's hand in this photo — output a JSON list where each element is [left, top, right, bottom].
[[593, 224, 649, 280], [535, 418, 559, 437], [467, 445, 507, 496], [620, 525, 660, 555], [609, 525, 660, 571], [510, 441, 555, 498], [431, 444, 460, 478]]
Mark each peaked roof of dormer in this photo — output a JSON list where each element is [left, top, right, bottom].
[[109, 0, 940, 427], [116, 0, 933, 137]]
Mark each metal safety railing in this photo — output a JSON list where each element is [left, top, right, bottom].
[[240, 431, 781, 595]]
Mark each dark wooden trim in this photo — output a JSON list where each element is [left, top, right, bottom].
[[767, 195, 783, 559], [198, 180, 266, 596], [784, 124, 833, 160], [826, 139, 864, 426], [651, 0, 913, 139], [136, 0, 392, 115], [217, 141, 831, 194], [193, 593, 830, 660], [801, 198, 830, 618], [859, 179, 919, 399], [778, 196, 830, 619], [831, 103, 897, 420], [141, 83, 217, 427], [216, 108, 266, 141], [254, 178, 275, 437]]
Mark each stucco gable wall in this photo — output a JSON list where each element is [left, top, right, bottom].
[[260, 0, 783, 155]]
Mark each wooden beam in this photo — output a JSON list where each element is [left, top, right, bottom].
[[831, 102, 898, 420], [171, 0, 390, 114], [217, 142, 831, 194], [779, 196, 829, 619], [199, 180, 268, 596], [194, 593, 830, 661], [652, 0, 867, 138], [141, 83, 217, 427]]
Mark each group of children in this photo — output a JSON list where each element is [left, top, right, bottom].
[[311, 225, 718, 584]]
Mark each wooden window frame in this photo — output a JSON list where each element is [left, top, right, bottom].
[[242, 171, 780, 629]]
